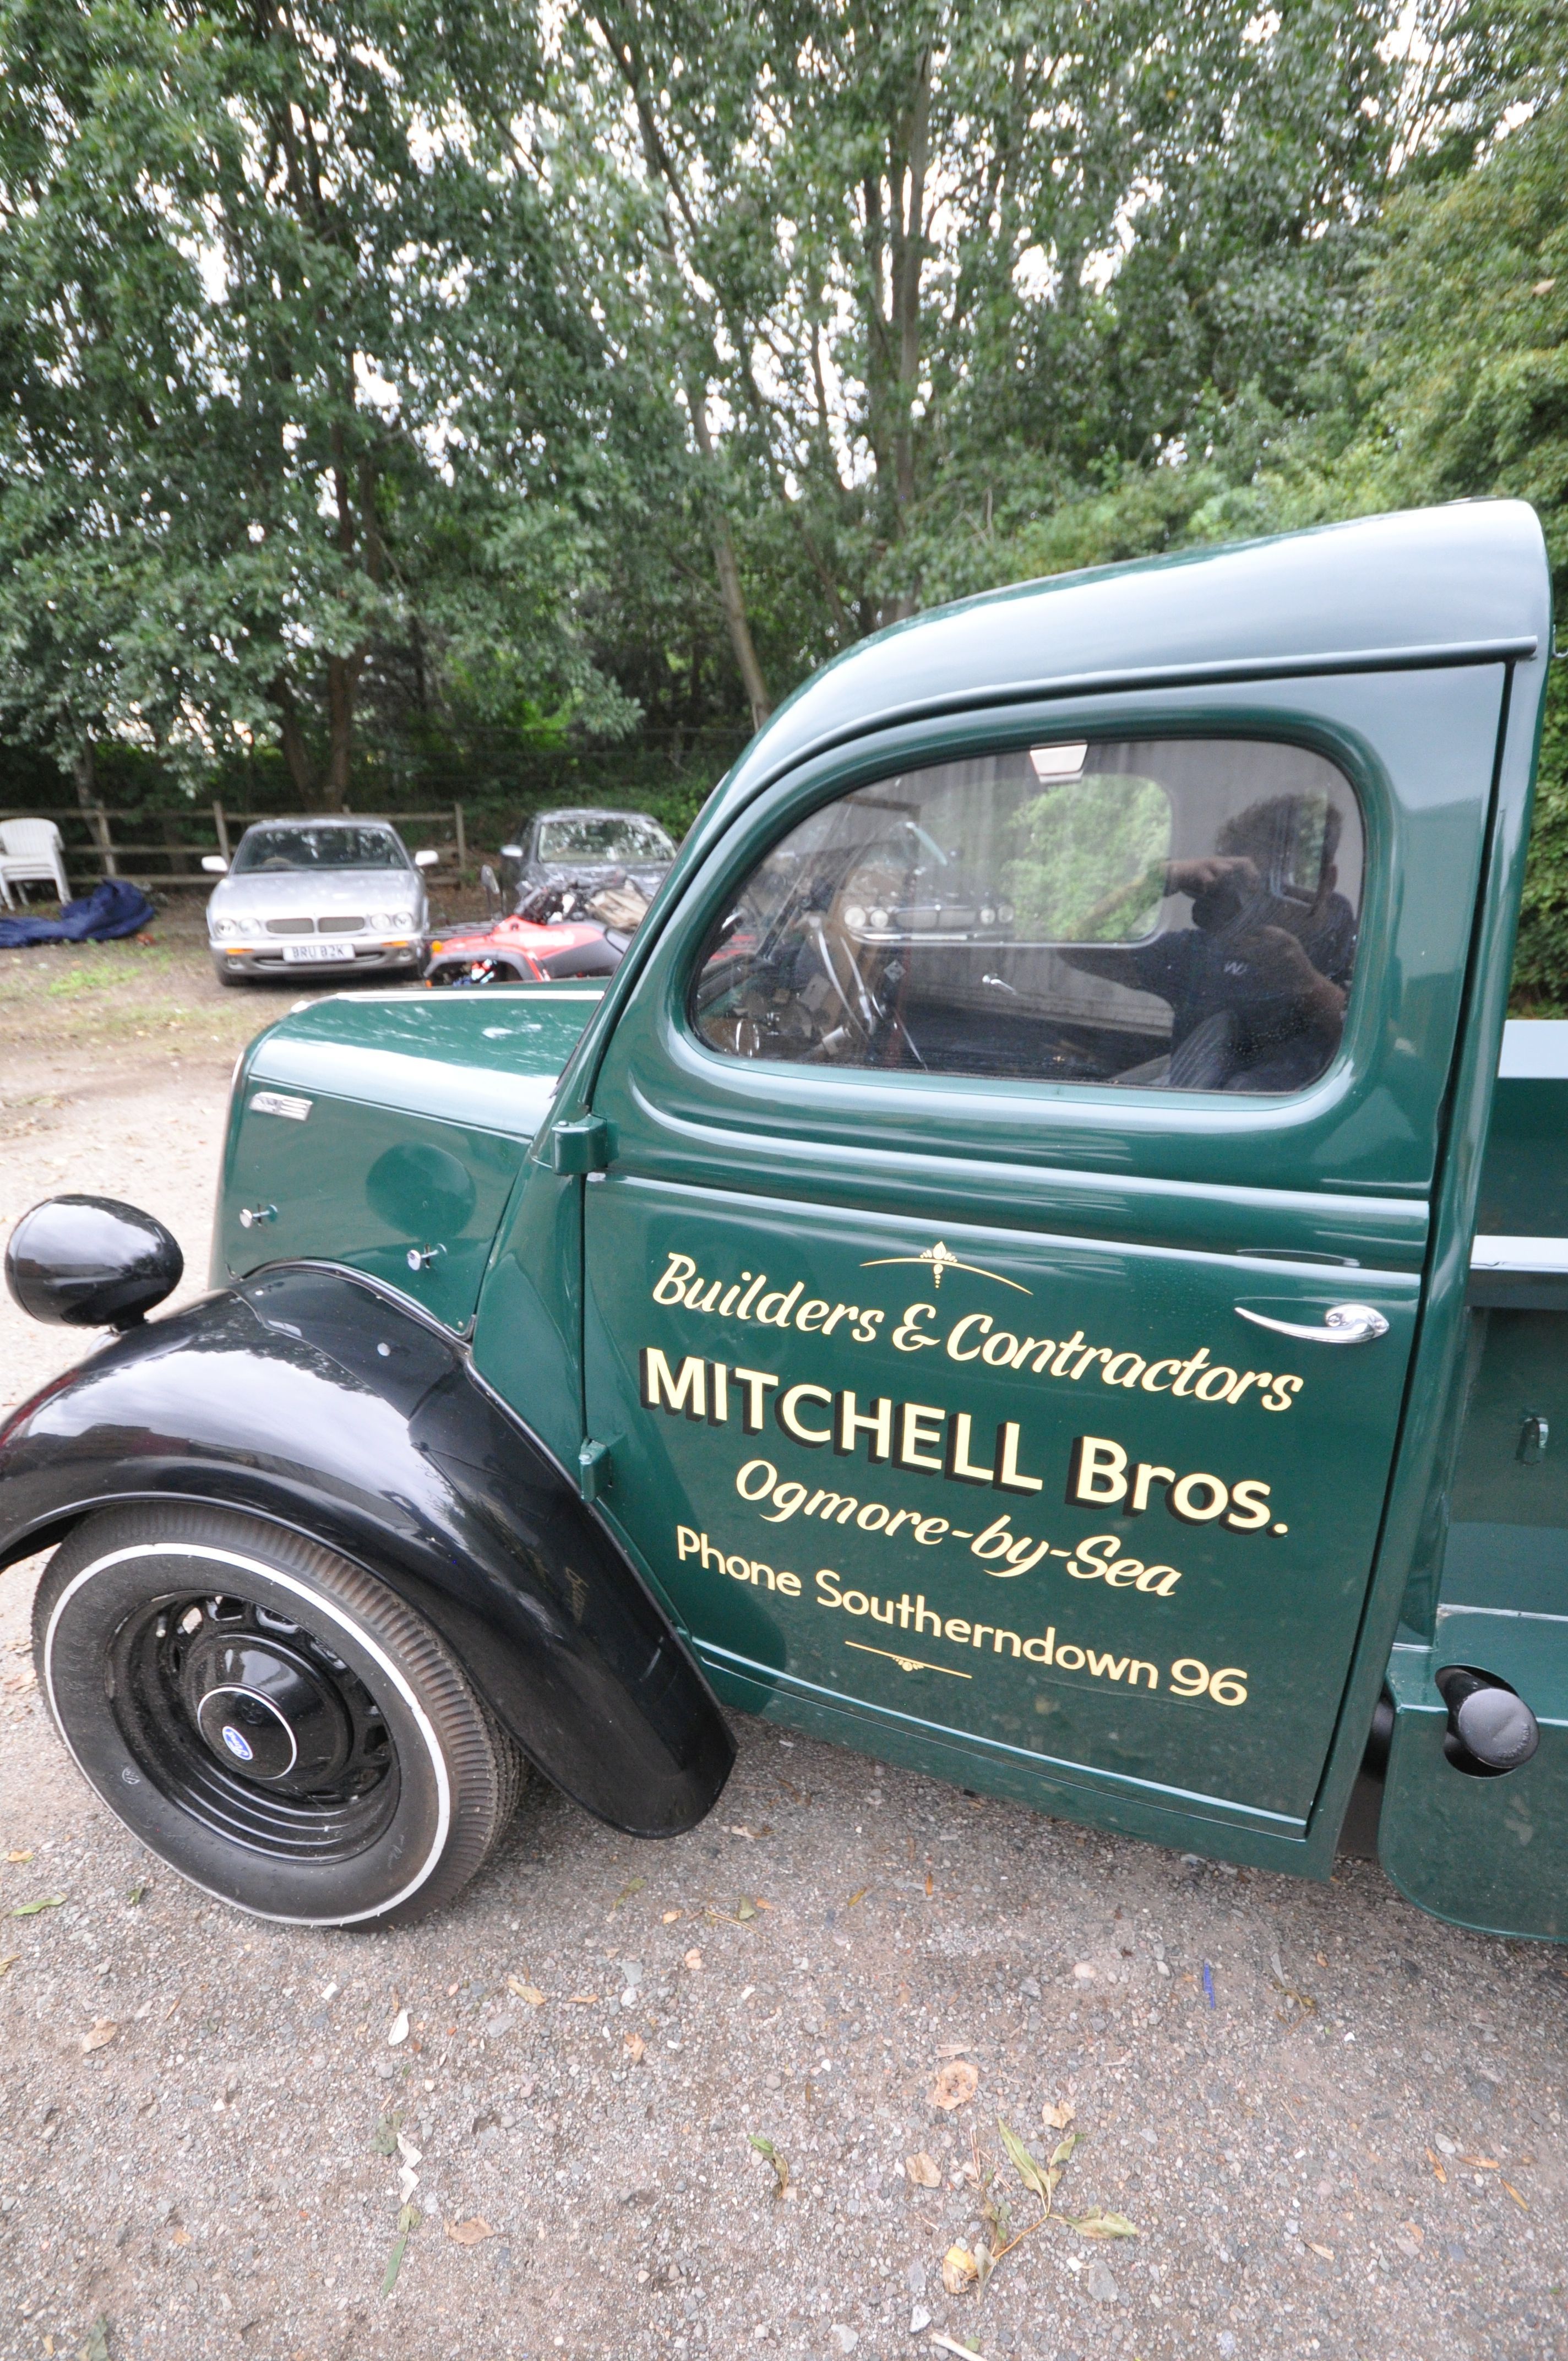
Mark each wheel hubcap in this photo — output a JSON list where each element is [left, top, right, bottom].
[[186, 1634, 351, 1791], [105, 1590, 400, 1862]]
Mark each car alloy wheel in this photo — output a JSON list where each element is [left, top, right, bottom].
[[34, 1504, 524, 1927]]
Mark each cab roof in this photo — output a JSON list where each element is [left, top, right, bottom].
[[706, 499, 1551, 828]]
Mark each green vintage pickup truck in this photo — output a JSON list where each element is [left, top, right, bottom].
[[4, 499, 1564, 1943]]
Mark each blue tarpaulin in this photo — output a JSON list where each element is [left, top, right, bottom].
[[0, 878, 156, 948]]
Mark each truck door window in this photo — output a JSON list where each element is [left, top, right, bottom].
[[691, 737, 1364, 1095]]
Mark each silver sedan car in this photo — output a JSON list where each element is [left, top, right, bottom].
[[203, 819, 438, 986]]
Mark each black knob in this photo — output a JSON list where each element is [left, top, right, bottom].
[[1436, 1666, 1540, 1773]]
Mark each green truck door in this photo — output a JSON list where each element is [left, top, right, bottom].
[[580, 670, 1504, 1853]]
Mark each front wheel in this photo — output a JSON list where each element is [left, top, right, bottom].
[[34, 1505, 523, 1928]]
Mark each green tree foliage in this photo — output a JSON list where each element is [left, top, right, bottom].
[[0, 0, 635, 808]]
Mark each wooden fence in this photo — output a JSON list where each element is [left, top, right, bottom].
[[0, 802, 470, 894]]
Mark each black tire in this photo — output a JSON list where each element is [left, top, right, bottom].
[[213, 957, 246, 987], [34, 1504, 523, 1928]]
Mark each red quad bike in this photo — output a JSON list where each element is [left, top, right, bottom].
[[424, 873, 647, 988]]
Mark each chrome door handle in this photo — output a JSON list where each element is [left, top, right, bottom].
[[1235, 1302, 1389, 1345]]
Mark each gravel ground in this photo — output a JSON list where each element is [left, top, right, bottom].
[[1, 912, 1565, 2361]]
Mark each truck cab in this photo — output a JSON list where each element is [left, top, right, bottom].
[[3, 499, 1560, 1940]]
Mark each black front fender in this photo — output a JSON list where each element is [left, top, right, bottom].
[[0, 1266, 733, 1837]]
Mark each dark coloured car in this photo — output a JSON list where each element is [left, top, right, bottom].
[[499, 808, 676, 905]]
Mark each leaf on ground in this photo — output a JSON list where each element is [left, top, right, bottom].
[[929, 2059, 979, 2110], [1457, 2155, 1499, 2169], [126, 1885, 146, 1907], [624, 2031, 646, 2063], [846, 1887, 868, 1907], [386, 2007, 409, 2046], [7, 1848, 33, 1863], [79, 2319, 111, 2361], [80, 2019, 118, 2054], [662, 1908, 682, 1924], [1307, 2240, 1333, 2261], [1063, 2205, 1135, 2239], [1425, 2148, 1447, 2184], [0, 1955, 18, 1977], [507, 1977, 547, 2006], [11, 1894, 65, 1917], [905, 2151, 941, 2188], [683, 1947, 703, 1971], [736, 1898, 756, 1921], [1503, 2182, 1528, 2212], [610, 1876, 647, 1913], [1041, 2098, 1075, 2131], [997, 2117, 1053, 2208], [935, 2041, 970, 2058], [749, 2134, 789, 2196], [940, 2243, 979, 2294], [371, 2113, 402, 2156], [381, 2231, 410, 2298], [567, 1993, 599, 2005], [445, 2217, 495, 2246]]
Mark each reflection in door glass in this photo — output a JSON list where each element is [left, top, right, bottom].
[[691, 737, 1363, 1094]]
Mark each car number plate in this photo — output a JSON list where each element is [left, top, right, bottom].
[[282, 942, 357, 964]]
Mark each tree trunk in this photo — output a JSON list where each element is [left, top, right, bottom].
[[325, 650, 366, 809], [685, 380, 771, 729], [269, 673, 319, 806], [72, 742, 117, 877]]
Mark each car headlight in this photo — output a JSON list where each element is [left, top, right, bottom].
[[211, 917, 244, 940], [843, 903, 866, 931], [393, 909, 416, 930], [369, 912, 393, 931]]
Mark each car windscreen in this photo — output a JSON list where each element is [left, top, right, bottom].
[[232, 826, 410, 874], [536, 815, 674, 863]]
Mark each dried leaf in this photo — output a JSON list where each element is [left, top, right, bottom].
[[567, 1993, 600, 2005], [1064, 2205, 1136, 2239], [1425, 2148, 1447, 2185], [846, 1887, 868, 1907], [624, 2031, 646, 2063], [683, 1947, 703, 1971], [940, 2243, 979, 2295], [7, 1848, 33, 1863], [997, 2117, 1053, 2210], [10, 1894, 64, 1917], [1401, 2219, 1424, 2245], [924, 1870, 934, 1896], [126, 1885, 146, 1907], [445, 2217, 495, 2246], [80, 2019, 118, 2054], [1041, 2098, 1076, 2131], [0, 1955, 18, 1978], [662, 1908, 682, 1923], [736, 1898, 756, 1921], [170, 2227, 191, 2246], [386, 2008, 409, 2047], [610, 1876, 646, 1913], [1307, 2241, 1334, 2261], [372, 2113, 402, 2157], [1502, 2181, 1528, 2212], [507, 1978, 547, 2006], [935, 2041, 971, 2058], [905, 2151, 941, 2189], [80, 2318, 110, 2361], [1457, 2155, 1499, 2170], [929, 2059, 979, 2110]]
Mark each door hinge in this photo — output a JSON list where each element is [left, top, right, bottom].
[[549, 1114, 612, 1175], [578, 1438, 613, 1501]]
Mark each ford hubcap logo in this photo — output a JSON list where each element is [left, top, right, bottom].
[[220, 1724, 254, 1763]]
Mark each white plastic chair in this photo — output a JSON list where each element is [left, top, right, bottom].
[[0, 818, 70, 907]]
